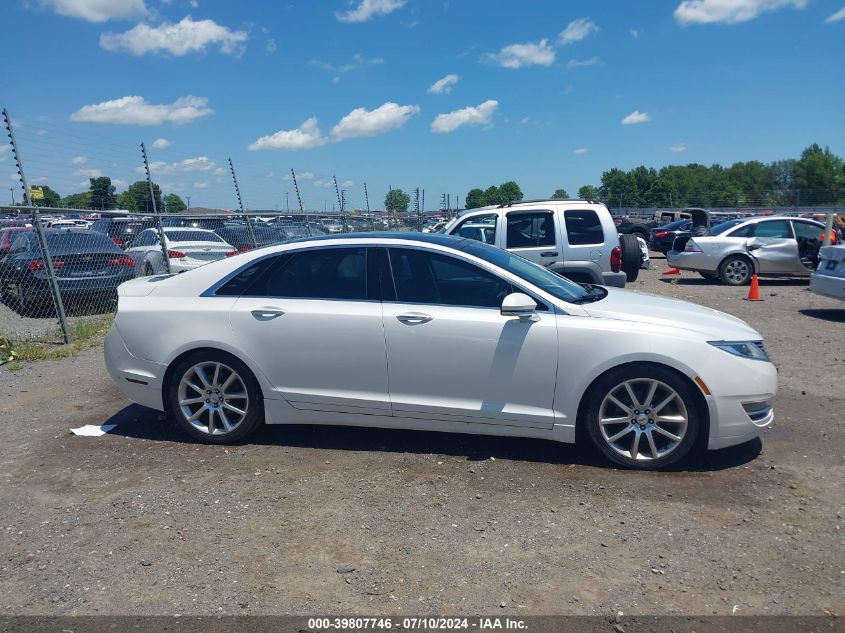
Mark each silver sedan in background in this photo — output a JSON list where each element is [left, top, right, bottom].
[[668, 216, 831, 285]]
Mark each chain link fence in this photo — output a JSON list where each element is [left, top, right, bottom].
[[0, 207, 445, 345]]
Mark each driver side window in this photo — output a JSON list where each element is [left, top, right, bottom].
[[387, 248, 513, 308]]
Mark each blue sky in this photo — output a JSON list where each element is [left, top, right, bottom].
[[2, 0, 844, 210]]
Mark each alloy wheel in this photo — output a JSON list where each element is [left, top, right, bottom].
[[177, 361, 250, 436], [597, 378, 689, 462], [724, 258, 750, 284]]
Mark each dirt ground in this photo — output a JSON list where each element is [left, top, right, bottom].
[[1, 258, 843, 616]]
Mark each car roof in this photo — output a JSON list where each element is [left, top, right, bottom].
[[279, 231, 470, 249]]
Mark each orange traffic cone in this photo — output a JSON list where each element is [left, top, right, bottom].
[[662, 267, 681, 275], [745, 273, 763, 301]]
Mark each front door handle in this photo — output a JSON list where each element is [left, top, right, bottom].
[[540, 251, 558, 257], [396, 312, 433, 325], [251, 307, 285, 320]]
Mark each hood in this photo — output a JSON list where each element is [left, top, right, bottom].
[[581, 287, 760, 340]]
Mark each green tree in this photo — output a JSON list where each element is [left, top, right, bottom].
[[497, 181, 523, 204], [601, 168, 639, 209], [384, 188, 410, 213], [578, 185, 599, 200], [115, 191, 135, 211], [483, 186, 501, 206], [465, 188, 485, 209], [89, 176, 117, 210], [125, 180, 163, 213], [163, 193, 187, 213], [30, 185, 61, 207], [794, 144, 844, 205], [552, 188, 569, 199], [61, 191, 93, 209]]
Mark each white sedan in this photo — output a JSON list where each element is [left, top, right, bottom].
[[125, 227, 235, 276], [810, 244, 845, 301], [105, 233, 777, 470]]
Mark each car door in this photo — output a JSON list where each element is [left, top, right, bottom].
[[747, 220, 798, 273], [791, 220, 825, 273], [228, 246, 391, 415], [380, 246, 558, 429], [503, 210, 558, 266]]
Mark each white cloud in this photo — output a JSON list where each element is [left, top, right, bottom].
[[71, 155, 88, 165], [431, 99, 499, 134], [144, 156, 219, 175], [621, 110, 651, 125], [38, 0, 147, 22], [74, 168, 103, 178], [825, 6, 845, 22], [566, 56, 601, 69], [335, 0, 406, 23], [670, 143, 687, 153], [283, 171, 315, 181], [100, 16, 248, 56], [151, 138, 170, 149], [308, 54, 383, 81], [314, 179, 335, 189], [428, 73, 460, 95], [340, 180, 354, 188], [112, 178, 127, 188], [558, 18, 599, 44], [331, 102, 419, 140], [519, 116, 531, 125], [249, 117, 328, 151], [0, 145, 11, 161], [674, 0, 806, 25], [193, 181, 209, 189], [70, 95, 213, 125], [484, 39, 555, 68], [265, 38, 277, 54], [630, 28, 642, 38], [574, 147, 589, 154]]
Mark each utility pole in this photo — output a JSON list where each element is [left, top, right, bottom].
[[333, 175, 342, 213], [141, 142, 171, 275], [186, 195, 191, 210], [9, 187, 15, 205], [286, 191, 290, 213], [228, 157, 257, 246], [3, 108, 70, 343], [364, 182, 370, 214]]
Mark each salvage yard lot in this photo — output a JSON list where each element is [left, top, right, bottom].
[[1, 261, 843, 616]]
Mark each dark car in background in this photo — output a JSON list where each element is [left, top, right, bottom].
[[90, 217, 155, 249], [649, 219, 693, 254], [0, 227, 32, 259], [0, 229, 136, 315], [214, 225, 291, 253]]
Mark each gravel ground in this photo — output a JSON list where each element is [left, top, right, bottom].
[[0, 259, 843, 616]]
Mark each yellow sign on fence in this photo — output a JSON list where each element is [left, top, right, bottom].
[[28, 186, 44, 200]]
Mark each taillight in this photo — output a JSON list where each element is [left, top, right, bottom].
[[167, 249, 186, 259], [225, 250, 238, 257], [238, 245, 252, 252], [653, 231, 669, 238], [685, 239, 703, 253], [610, 246, 622, 273], [29, 258, 65, 271], [614, 218, 622, 226], [112, 237, 123, 247], [107, 256, 136, 267]]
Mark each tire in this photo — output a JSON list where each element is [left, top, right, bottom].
[[618, 233, 641, 282], [165, 350, 264, 444], [144, 262, 154, 276], [719, 255, 753, 286], [583, 364, 702, 470]]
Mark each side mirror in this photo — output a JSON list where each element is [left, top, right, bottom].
[[501, 292, 539, 321]]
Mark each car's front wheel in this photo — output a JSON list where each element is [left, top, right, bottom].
[[166, 350, 264, 444], [584, 364, 702, 470]]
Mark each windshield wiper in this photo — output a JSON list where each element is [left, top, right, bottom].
[[569, 283, 608, 304]]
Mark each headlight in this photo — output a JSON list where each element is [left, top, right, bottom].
[[708, 340, 770, 362]]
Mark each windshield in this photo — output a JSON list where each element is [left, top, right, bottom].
[[460, 240, 592, 303], [709, 219, 746, 235]]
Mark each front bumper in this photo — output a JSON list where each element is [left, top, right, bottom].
[[809, 271, 845, 301], [667, 250, 719, 273], [104, 325, 166, 411]]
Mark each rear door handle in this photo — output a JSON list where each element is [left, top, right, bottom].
[[540, 251, 558, 257], [251, 307, 285, 320], [397, 312, 433, 325]]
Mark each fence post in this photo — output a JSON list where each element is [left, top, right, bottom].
[[228, 158, 257, 247], [2, 108, 71, 343], [141, 143, 171, 274]]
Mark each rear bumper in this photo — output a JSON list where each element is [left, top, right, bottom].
[[601, 271, 627, 288], [104, 325, 166, 411], [809, 271, 845, 301], [667, 250, 718, 272]]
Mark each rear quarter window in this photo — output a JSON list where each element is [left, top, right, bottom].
[[564, 209, 604, 246]]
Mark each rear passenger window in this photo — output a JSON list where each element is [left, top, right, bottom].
[[264, 247, 367, 300], [215, 256, 281, 296], [753, 220, 792, 239], [564, 210, 604, 245], [728, 225, 755, 238], [506, 212, 555, 248]]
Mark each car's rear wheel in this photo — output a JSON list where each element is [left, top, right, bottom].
[[618, 233, 641, 282], [584, 364, 702, 470], [166, 350, 264, 444], [719, 255, 753, 286]]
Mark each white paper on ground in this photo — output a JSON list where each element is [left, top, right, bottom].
[[70, 424, 117, 437]]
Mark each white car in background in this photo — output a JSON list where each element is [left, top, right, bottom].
[[125, 227, 234, 277], [105, 233, 777, 470], [810, 245, 845, 301]]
